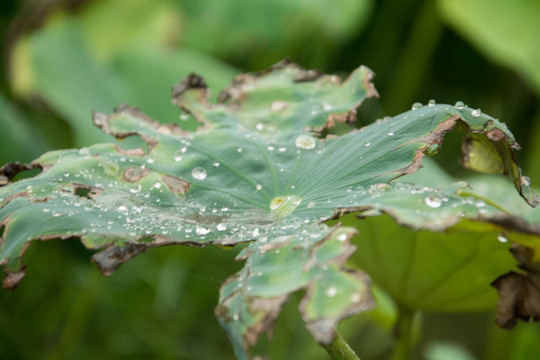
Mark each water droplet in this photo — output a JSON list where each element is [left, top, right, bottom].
[[212, 161, 220, 167], [364, 141, 371, 147], [191, 167, 207, 180], [256, 184, 262, 191], [412, 102, 423, 110], [196, 226, 211, 235], [237, 147, 243, 153], [326, 286, 338, 297], [307, 201, 316, 208], [497, 234, 508, 243], [278, 147, 287, 152], [424, 196, 442, 208], [295, 135, 316, 150], [520, 176, 531, 186], [252, 228, 260, 237], [233, 313, 240, 321], [129, 184, 142, 193], [147, 158, 155, 164], [173, 156, 182, 162], [180, 146, 187, 153], [428, 99, 436, 106], [471, 109, 481, 117], [217, 223, 227, 231], [388, 131, 395, 136], [337, 233, 347, 241], [153, 182, 162, 189], [350, 293, 361, 303], [256, 123, 264, 131], [270, 197, 286, 210], [118, 205, 128, 211], [454, 101, 465, 109], [179, 113, 190, 121]]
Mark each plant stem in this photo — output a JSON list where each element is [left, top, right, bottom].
[[322, 331, 361, 360], [392, 306, 416, 360]]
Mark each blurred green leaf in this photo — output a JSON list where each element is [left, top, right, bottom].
[[437, 0, 540, 95], [0, 94, 47, 163], [177, 0, 373, 68], [10, 0, 238, 146]]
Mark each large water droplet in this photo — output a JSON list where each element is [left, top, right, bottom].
[[412, 102, 423, 110], [428, 99, 436, 106], [191, 167, 207, 180], [295, 135, 316, 149], [217, 223, 227, 231], [424, 195, 442, 208], [497, 234, 508, 243], [337, 233, 347, 241], [454, 101, 465, 109], [471, 109, 481, 117], [196, 226, 211, 235], [326, 286, 338, 297]]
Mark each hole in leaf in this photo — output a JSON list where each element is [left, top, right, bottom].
[[0, 163, 43, 184], [137, 236, 154, 243], [75, 188, 92, 199]]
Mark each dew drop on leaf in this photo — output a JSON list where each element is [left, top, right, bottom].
[[256, 184, 262, 191], [520, 176, 531, 186], [454, 101, 465, 109], [191, 167, 207, 180], [212, 161, 220, 167], [497, 234, 508, 243], [295, 134, 316, 150], [424, 195, 443, 208], [411, 102, 423, 110], [217, 223, 227, 231], [196, 226, 211, 235], [428, 99, 436, 106], [471, 109, 481, 117], [326, 286, 338, 297]]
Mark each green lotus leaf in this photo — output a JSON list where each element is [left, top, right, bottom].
[[1, 61, 538, 359]]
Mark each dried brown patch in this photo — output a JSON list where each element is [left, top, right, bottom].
[[161, 175, 190, 194], [2, 268, 25, 290], [492, 243, 540, 329], [123, 167, 151, 182], [91, 243, 148, 276]]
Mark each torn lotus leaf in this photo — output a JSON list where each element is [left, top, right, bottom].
[[0, 61, 539, 359]]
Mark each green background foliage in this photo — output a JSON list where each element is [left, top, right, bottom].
[[1, 0, 540, 359]]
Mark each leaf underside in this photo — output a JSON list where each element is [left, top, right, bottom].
[[1, 60, 539, 359]]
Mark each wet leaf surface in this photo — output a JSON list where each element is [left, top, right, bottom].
[[1, 61, 539, 358]]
